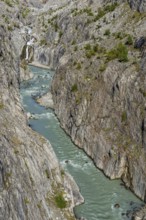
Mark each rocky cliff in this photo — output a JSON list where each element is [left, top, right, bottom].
[[0, 1, 83, 220], [49, 0, 146, 197], [1, 0, 146, 219], [128, 0, 146, 12], [43, 0, 146, 217], [21, 0, 146, 202]]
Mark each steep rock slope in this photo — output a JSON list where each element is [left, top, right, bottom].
[[0, 2, 83, 220], [27, 0, 146, 203], [11, 0, 146, 218], [47, 0, 146, 204], [128, 0, 146, 12]]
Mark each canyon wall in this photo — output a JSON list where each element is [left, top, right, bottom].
[[0, 1, 83, 219], [19, 0, 146, 218], [48, 0, 146, 205]]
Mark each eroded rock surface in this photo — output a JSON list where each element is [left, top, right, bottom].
[[128, 0, 146, 12], [0, 1, 83, 220]]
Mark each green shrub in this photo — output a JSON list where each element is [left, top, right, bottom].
[[104, 29, 110, 36], [24, 197, 30, 204], [84, 43, 91, 50], [125, 35, 133, 45], [94, 3, 118, 22], [4, 0, 13, 7], [117, 43, 128, 62], [45, 169, 50, 179], [104, 3, 118, 12], [73, 61, 77, 66], [139, 88, 146, 97], [55, 193, 67, 209], [71, 39, 76, 45], [114, 32, 127, 40], [71, 84, 78, 92], [121, 111, 127, 122], [85, 50, 95, 58], [106, 43, 128, 62], [72, 7, 94, 17], [7, 25, 13, 31], [94, 8, 105, 21], [74, 46, 78, 51], [22, 7, 30, 18], [59, 31, 63, 38], [0, 103, 4, 109], [76, 62, 81, 69], [4, 16, 9, 24], [93, 44, 99, 52], [53, 22, 58, 32], [83, 7, 94, 16], [40, 39, 47, 46], [99, 64, 107, 72]]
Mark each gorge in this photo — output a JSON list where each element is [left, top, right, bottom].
[[0, 0, 146, 219]]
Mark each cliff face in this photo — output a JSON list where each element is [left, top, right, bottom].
[[128, 0, 146, 12], [26, 0, 146, 204], [48, 0, 146, 204], [0, 2, 83, 220], [3, 0, 146, 219]]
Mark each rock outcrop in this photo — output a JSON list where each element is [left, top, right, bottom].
[[0, 1, 83, 220], [128, 0, 146, 12]]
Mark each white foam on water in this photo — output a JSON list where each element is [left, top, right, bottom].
[[32, 112, 54, 120], [61, 159, 83, 169], [22, 88, 39, 96]]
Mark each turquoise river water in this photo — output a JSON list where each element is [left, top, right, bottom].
[[20, 65, 144, 220]]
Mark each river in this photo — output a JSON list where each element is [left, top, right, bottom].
[[20, 65, 144, 220]]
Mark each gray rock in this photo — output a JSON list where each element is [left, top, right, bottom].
[[0, 3, 83, 220]]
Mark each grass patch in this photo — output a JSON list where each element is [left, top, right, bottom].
[[121, 111, 127, 122], [0, 103, 4, 109], [55, 193, 67, 209]]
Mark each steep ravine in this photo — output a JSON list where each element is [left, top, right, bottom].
[[1, 0, 146, 219], [19, 0, 146, 218]]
